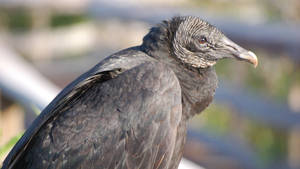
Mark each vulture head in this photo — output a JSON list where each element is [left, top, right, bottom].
[[143, 16, 258, 69], [172, 16, 258, 68]]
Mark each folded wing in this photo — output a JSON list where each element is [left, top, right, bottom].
[[5, 61, 182, 169]]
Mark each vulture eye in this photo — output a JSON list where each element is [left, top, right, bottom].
[[199, 36, 207, 44]]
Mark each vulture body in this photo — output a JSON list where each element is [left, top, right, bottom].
[[2, 16, 257, 169]]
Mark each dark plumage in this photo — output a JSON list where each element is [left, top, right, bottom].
[[2, 16, 257, 169]]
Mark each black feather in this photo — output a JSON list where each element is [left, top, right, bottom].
[[2, 16, 223, 169]]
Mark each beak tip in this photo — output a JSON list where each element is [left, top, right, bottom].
[[254, 62, 258, 68], [238, 51, 258, 68], [248, 51, 258, 68]]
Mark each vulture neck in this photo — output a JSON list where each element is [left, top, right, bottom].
[[141, 23, 218, 120]]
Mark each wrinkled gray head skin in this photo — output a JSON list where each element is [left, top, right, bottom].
[[142, 16, 258, 69], [173, 16, 222, 68], [172, 16, 257, 68]]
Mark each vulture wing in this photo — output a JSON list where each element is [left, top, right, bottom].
[[3, 51, 182, 169]]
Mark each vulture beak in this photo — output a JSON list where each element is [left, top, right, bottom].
[[222, 37, 258, 67]]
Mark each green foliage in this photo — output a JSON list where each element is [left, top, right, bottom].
[[271, 71, 293, 100], [198, 104, 232, 135], [0, 132, 23, 159], [31, 104, 41, 115], [50, 14, 90, 28], [245, 65, 266, 91], [215, 59, 231, 76], [195, 103, 288, 166], [245, 122, 287, 164], [0, 8, 32, 31], [0, 8, 90, 32]]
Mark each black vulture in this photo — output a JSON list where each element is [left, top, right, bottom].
[[2, 16, 257, 169]]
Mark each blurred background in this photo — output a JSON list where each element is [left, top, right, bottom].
[[0, 0, 300, 169]]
